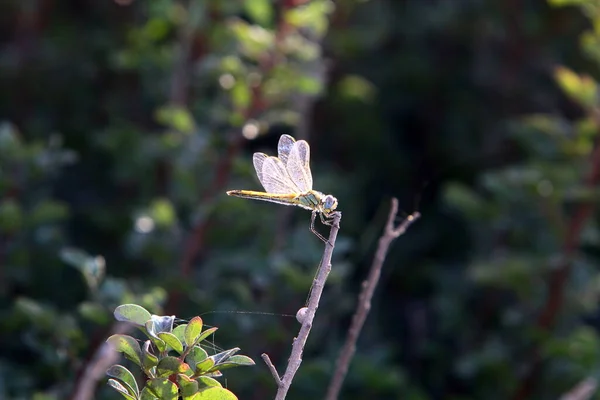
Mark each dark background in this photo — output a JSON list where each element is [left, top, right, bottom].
[[1, 0, 599, 399]]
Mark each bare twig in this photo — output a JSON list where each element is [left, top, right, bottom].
[[261, 353, 282, 386], [262, 211, 342, 400], [325, 198, 420, 400], [560, 378, 598, 400]]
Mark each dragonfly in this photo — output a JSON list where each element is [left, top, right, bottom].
[[227, 134, 339, 242]]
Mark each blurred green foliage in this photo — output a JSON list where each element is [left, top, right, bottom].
[[2, 0, 600, 399]]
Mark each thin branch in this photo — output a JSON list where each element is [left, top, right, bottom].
[[70, 323, 131, 400], [325, 198, 420, 400], [262, 211, 342, 400], [261, 353, 282, 386], [560, 378, 598, 400], [512, 138, 600, 400]]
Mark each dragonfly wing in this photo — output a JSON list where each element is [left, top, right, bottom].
[[286, 139, 313, 191], [253, 153, 268, 185], [259, 156, 301, 194], [278, 134, 296, 166]]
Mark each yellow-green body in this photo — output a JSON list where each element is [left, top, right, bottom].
[[226, 189, 337, 217]]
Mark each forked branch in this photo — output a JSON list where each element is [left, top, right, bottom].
[[325, 198, 420, 400], [262, 211, 342, 400]]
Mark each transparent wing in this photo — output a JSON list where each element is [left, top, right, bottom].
[[253, 153, 268, 186], [286, 139, 313, 191], [278, 134, 296, 166], [253, 153, 300, 194]]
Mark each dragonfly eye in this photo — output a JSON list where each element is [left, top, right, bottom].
[[323, 195, 338, 211]]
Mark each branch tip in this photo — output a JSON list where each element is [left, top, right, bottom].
[[261, 353, 282, 386]]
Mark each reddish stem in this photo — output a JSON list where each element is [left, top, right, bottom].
[[512, 140, 600, 400]]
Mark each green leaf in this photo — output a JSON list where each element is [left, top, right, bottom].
[[146, 378, 178, 400], [554, 66, 598, 108], [196, 387, 238, 400], [195, 327, 218, 345], [107, 335, 143, 367], [296, 75, 323, 95], [106, 365, 139, 397], [194, 357, 216, 375], [548, 0, 587, 6], [14, 298, 54, 329], [78, 301, 109, 324], [197, 376, 222, 388], [284, 0, 334, 37], [231, 82, 251, 110], [172, 324, 187, 344], [177, 374, 199, 397], [60, 248, 105, 290], [186, 346, 209, 371], [244, 0, 273, 26], [157, 356, 191, 377], [150, 198, 176, 228], [140, 387, 159, 400], [142, 340, 159, 372], [337, 75, 376, 102], [211, 348, 239, 365], [114, 304, 152, 327], [148, 336, 167, 353], [143, 18, 170, 41], [185, 317, 203, 347], [208, 355, 255, 372], [220, 56, 244, 74], [155, 106, 195, 133], [107, 379, 137, 400], [158, 332, 184, 354], [145, 316, 175, 353], [225, 355, 255, 366], [229, 20, 274, 59]]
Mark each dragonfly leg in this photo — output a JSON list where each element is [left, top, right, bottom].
[[310, 211, 329, 244], [320, 212, 340, 229]]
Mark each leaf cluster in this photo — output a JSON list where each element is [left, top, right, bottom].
[[107, 304, 254, 400]]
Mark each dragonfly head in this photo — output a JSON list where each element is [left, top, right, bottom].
[[321, 194, 338, 215]]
